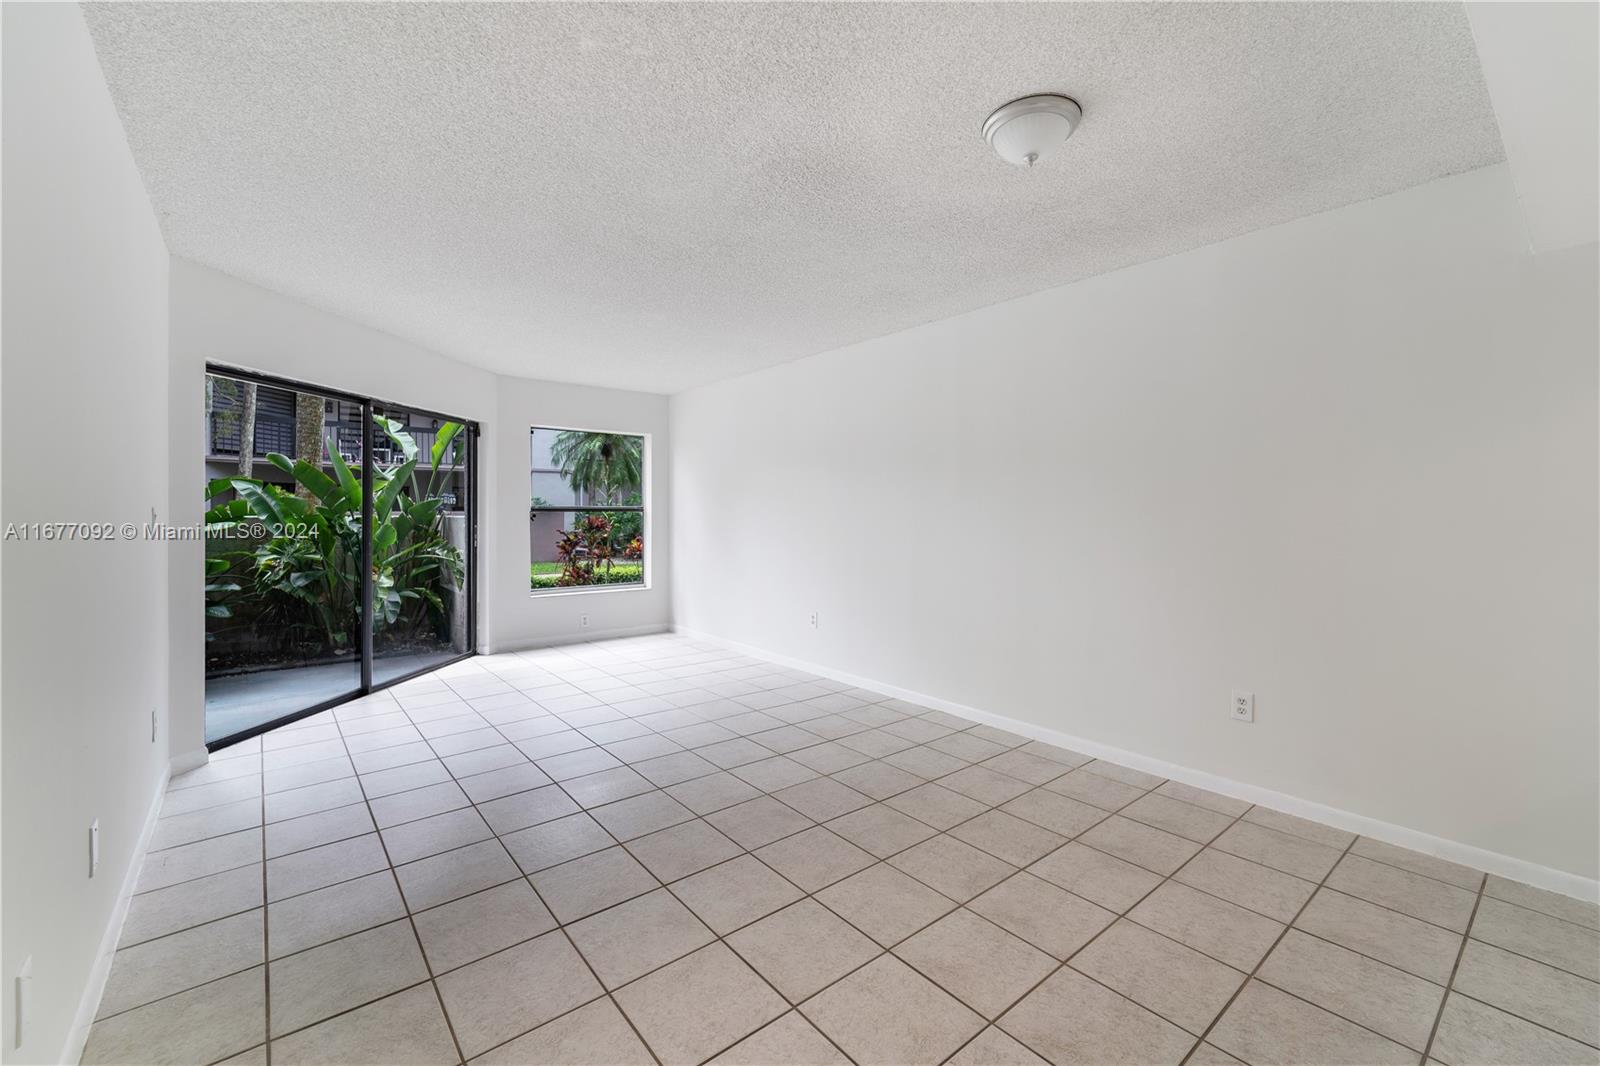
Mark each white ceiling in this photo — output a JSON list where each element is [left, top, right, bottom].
[[85, 3, 1503, 394]]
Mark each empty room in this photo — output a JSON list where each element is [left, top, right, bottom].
[[2, 2, 1597, 1065]]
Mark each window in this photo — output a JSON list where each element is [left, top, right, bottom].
[[530, 427, 646, 590]]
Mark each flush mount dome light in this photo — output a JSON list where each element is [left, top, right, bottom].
[[982, 94, 1083, 167]]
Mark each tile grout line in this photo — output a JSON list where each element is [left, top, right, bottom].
[[421, 665, 1005, 1064], [144, 743, 892, 966], [134, 818, 1387, 1016], [1443, 989, 1600, 1052], [487, 681, 872, 1066], [721, 1010, 858, 1066], [940, 792, 1263, 1064], [496, 677, 844, 1058], [409, 694, 669, 1066], [1419, 872, 1487, 1064], [407, 666, 772, 1059], [90, 959, 267, 1029], [176, 699, 1503, 918], [105, 771, 1530, 1063], [631, 763, 1181, 1057], [129, 737, 1305, 1011], [1179, 833, 1363, 1065], [1058, 803, 1259, 1004], [254, 979, 438, 1053], [196, 723, 1529, 967], [328, 700, 470, 1066], [259, 745, 272, 1066]]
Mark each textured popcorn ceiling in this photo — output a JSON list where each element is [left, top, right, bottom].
[[85, 3, 1502, 394]]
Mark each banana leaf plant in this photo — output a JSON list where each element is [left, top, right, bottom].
[[202, 557, 241, 642], [204, 417, 465, 656]]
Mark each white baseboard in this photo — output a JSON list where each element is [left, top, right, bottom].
[[487, 622, 671, 655], [675, 625, 1599, 904], [60, 762, 171, 1065]]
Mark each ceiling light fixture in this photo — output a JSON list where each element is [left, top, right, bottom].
[[982, 94, 1083, 167]]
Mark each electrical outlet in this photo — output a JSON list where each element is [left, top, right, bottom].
[[89, 820, 100, 877], [15, 957, 31, 1050], [580, 614, 589, 629], [808, 612, 818, 629], [1231, 690, 1255, 723]]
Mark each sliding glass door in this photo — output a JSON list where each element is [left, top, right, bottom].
[[370, 402, 474, 687], [202, 367, 476, 747]]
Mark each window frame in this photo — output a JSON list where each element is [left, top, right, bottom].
[[528, 423, 651, 596]]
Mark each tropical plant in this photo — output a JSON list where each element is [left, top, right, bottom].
[[204, 416, 465, 657], [565, 492, 643, 579], [602, 492, 644, 545], [203, 556, 241, 642], [550, 432, 642, 505], [554, 513, 616, 586]]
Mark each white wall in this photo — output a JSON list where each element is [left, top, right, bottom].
[[671, 164, 1600, 884], [1, 5, 173, 1060], [169, 260, 671, 754], [490, 378, 671, 651], [1466, 2, 1600, 253]]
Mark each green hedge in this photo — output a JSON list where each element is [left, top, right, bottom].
[[530, 562, 644, 589]]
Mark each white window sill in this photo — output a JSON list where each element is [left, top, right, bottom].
[[529, 582, 651, 598]]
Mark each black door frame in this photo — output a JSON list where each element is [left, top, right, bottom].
[[204, 363, 480, 751]]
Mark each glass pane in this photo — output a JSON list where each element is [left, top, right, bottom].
[[204, 373, 361, 742], [371, 406, 472, 686], [530, 428, 645, 590]]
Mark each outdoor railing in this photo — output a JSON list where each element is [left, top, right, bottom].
[[208, 416, 451, 468]]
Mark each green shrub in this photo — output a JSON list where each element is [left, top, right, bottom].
[[530, 561, 642, 589]]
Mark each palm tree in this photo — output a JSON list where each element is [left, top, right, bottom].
[[550, 432, 642, 505]]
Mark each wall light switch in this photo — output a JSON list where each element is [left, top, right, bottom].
[[89, 820, 100, 877]]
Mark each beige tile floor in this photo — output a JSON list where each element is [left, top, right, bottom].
[[84, 635, 1600, 1065]]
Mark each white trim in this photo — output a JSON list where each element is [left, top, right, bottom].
[[60, 763, 171, 1066], [487, 622, 670, 655], [527, 583, 651, 599], [675, 625, 1599, 904], [169, 748, 209, 775]]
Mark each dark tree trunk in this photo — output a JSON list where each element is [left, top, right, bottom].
[[294, 392, 323, 500], [237, 382, 257, 477]]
